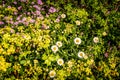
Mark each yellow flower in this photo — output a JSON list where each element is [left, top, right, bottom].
[[0, 56, 5, 62], [51, 45, 58, 53], [93, 37, 99, 43], [49, 70, 56, 78], [74, 37, 81, 45], [56, 41, 62, 47], [34, 59, 38, 64], [75, 20, 80, 25], [68, 61, 73, 67], [84, 55, 88, 59], [78, 51, 85, 58], [102, 32, 107, 36], [85, 67, 92, 75], [57, 59, 64, 66], [61, 14, 66, 18]]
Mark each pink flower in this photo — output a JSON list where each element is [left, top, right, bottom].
[[22, 17, 27, 21], [55, 18, 60, 23], [37, 0, 43, 5], [104, 52, 108, 58], [14, 22, 19, 25], [10, 29, 14, 33], [0, 21, 4, 25], [17, 17, 20, 20], [49, 7, 56, 13], [18, 6, 22, 10], [32, 2, 34, 4], [14, 12, 17, 15], [30, 19, 35, 23], [35, 10, 41, 15], [33, 5, 41, 10], [13, 1, 17, 4], [46, 14, 49, 17]]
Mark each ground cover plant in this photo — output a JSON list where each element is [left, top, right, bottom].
[[0, 0, 120, 80]]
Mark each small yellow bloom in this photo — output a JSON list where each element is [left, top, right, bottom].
[[75, 20, 80, 25], [68, 61, 73, 67], [34, 59, 38, 64], [84, 55, 88, 59], [102, 32, 107, 36]]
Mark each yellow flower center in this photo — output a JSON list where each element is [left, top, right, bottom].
[[59, 60, 62, 64], [53, 47, 56, 51], [79, 53, 83, 57], [76, 39, 79, 43], [50, 72, 55, 76], [58, 43, 60, 45]]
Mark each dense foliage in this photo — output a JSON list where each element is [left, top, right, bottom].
[[0, 0, 120, 80]]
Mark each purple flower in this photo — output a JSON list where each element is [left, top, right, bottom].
[[49, 7, 56, 13], [37, 0, 43, 5], [0, 21, 4, 25], [35, 10, 41, 15]]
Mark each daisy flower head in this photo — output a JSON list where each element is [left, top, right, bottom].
[[78, 51, 85, 58], [57, 58, 64, 66], [75, 20, 80, 25], [49, 70, 56, 78], [74, 37, 81, 45], [51, 45, 58, 53], [56, 41, 62, 47], [61, 14, 66, 18], [93, 37, 99, 43]]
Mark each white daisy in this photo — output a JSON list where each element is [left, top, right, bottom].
[[57, 59, 64, 66], [75, 20, 80, 25], [56, 41, 62, 47], [51, 45, 58, 53], [49, 70, 56, 78], [78, 51, 85, 58], [61, 14, 66, 18], [74, 37, 81, 45], [93, 37, 99, 43]]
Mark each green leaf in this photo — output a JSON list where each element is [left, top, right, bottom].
[[44, 60, 51, 66], [20, 60, 26, 64], [42, 54, 48, 60]]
